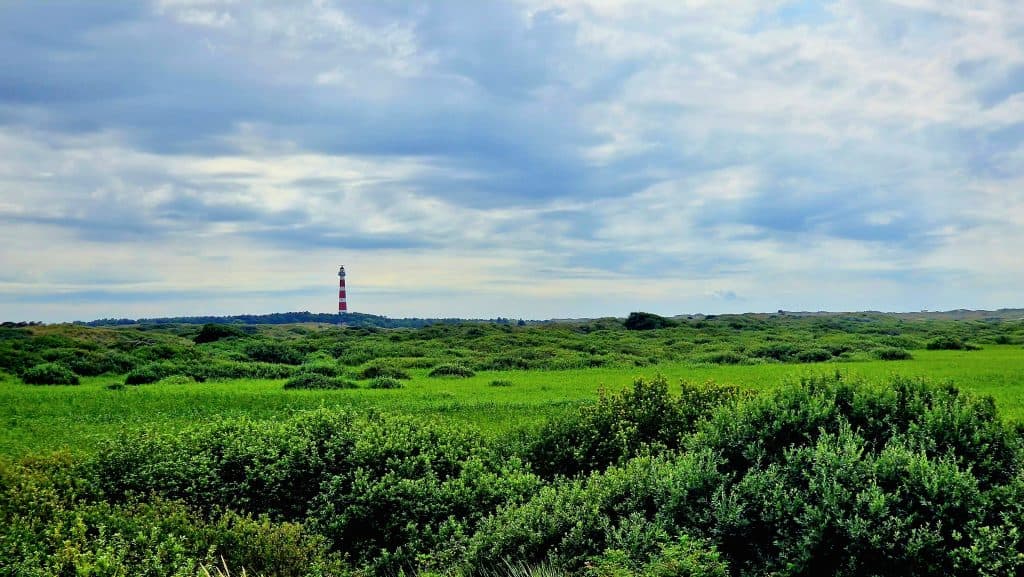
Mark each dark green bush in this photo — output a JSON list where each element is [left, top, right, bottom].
[[695, 351, 747, 365], [21, 362, 79, 385], [466, 451, 724, 572], [926, 336, 979, 351], [357, 363, 411, 380], [520, 377, 741, 479], [624, 312, 675, 331], [588, 536, 729, 577], [874, 346, 913, 360], [243, 341, 304, 365], [194, 323, 246, 343], [428, 363, 476, 378], [368, 376, 403, 389], [0, 457, 343, 577], [283, 373, 356, 390], [795, 348, 832, 363], [296, 360, 341, 377], [490, 379, 514, 387]]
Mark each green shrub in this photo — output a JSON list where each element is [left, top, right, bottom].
[[428, 363, 476, 378], [283, 373, 357, 390], [490, 379, 514, 387], [795, 348, 832, 363], [21, 362, 79, 385], [624, 312, 675, 331], [155, 375, 197, 385], [194, 323, 246, 343], [520, 377, 741, 479], [694, 351, 747, 365], [243, 341, 304, 365], [296, 360, 341, 377], [588, 536, 729, 577], [873, 346, 913, 361], [357, 364, 411, 380], [926, 336, 979, 351], [369, 376, 403, 389], [124, 362, 180, 385]]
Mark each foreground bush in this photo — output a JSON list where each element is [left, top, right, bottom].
[[83, 411, 543, 574], [519, 377, 743, 479], [9, 373, 1024, 576], [0, 457, 343, 577], [21, 362, 79, 385]]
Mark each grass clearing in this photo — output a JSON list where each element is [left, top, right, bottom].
[[3, 345, 1022, 458]]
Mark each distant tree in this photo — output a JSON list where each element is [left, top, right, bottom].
[[624, 311, 675, 330], [193, 323, 246, 344]]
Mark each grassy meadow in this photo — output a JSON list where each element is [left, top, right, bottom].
[[2, 346, 1024, 457], [4, 312, 1024, 576]]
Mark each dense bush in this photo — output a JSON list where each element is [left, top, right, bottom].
[[873, 346, 913, 360], [519, 377, 742, 479], [624, 312, 675, 331], [794, 348, 832, 363], [21, 362, 79, 385], [926, 336, 979, 351], [243, 341, 304, 365], [428, 363, 476, 378], [193, 323, 246, 343], [357, 363, 411, 380], [283, 372, 357, 390], [0, 456, 343, 577], [368, 376, 404, 389], [83, 411, 542, 575]]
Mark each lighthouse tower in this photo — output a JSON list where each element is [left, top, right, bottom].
[[338, 265, 348, 314]]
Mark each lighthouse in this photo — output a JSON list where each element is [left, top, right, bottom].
[[338, 265, 348, 314]]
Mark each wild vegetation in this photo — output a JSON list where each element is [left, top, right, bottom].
[[2, 312, 1024, 576]]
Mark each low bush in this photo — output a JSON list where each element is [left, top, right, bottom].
[[283, 373, 357, 390], [490, 379, 514, 387], [926, 336, 979, 351], [795, 348, 832, 363], [428, 363, 476, 378], [519, 377, 742, 479], [296, 360, 341, 377], [694, 351, 747, 365], [368, 376, 403, 389], [193, 323, 246, 344], [155, 375, 197, 386], [873, 346, 913, 361], [358, 364, 411, 380], [243, 341, 304, 365], [21, 362, 79, 385]]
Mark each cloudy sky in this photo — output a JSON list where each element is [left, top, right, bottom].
[[1, 0, 1022, 322]]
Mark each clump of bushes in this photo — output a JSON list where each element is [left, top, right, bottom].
[[21, 362, 79, 385], [357, 364, 411, 380], [489, 379, 514, 387], [155, 375, 197, 385], [874, 346, 913, 360], [927, 336, 980, 351], [368, 376, 403, 389], [624, 312, 675, 331], [283, 373, 357, 390], [695, 351, 747, 365], [795, 348, 832, 363], [243, 341, 304, 365], [428, 363, 476, 378], [193, 323, 247, 343]]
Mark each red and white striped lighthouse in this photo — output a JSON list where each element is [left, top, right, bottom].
[[338, 265, 348, 314]]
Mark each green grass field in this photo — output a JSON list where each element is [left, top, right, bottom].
[[3, 345, 1022, 458]]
